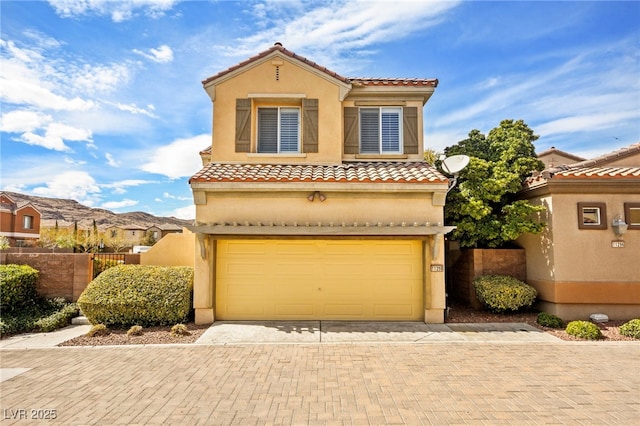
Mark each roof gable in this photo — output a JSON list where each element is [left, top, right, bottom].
[[202, 43, 350, 88]]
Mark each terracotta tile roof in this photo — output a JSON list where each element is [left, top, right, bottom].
[[349, 78, 438, 87], [202, 43, 350, 86], [554, 166, 640, 179], [199, 145, 211, 155], [190, 162, 447, 184]]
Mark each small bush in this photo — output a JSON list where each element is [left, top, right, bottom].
[[127, 325, 143, 336], [33, 304, 79, 332], [171, 323, 190, 336], [78, 265, 194, 327], [566, 320, 602, 340], [474, 275, 537, 313], [619, 319, 640, 339], [0, 264, 39, 313], [87, 324, 109, 337], [536, 312, 564, 329]]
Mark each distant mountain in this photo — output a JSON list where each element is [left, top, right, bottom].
[[3, 191, 193, 229]]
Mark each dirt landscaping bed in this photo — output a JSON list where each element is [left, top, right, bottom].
[[446, 303, 637, 341], [59, 323, 210, 346]]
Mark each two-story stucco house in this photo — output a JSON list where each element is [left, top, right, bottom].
[[188, 43, 453, 325], [0, 192, 41, 247]]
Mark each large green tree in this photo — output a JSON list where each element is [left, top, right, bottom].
[[444, 119, 546, 248]]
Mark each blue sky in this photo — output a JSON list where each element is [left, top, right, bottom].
[[1, 1, 638, 219]]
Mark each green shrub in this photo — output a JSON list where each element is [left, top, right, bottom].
[[93, 258, 120, 277], [33, 304, 79, 332], [171, 323, 190, 336], [78, 265, 194, 327], [127, 325, 143, 336], [619, 319, 640, 339], [0, 264, 39, 313], [536, 312, 564, 329], [87, 324, 109, 337], [473, 275, 537, 313], [566, 320, 602, 340]]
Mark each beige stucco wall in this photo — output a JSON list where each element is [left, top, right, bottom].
[[519, 192, 639, 283], [194, 189, 445, 226], [518, 188, 640, 319], [140, 230, 195, 267], [208, 55, 345, 164]]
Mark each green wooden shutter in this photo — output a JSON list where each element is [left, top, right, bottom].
[[302, 98, 318, 153], [235, 99, 251, 152], [403, 106, 419, 154], [344, 107, 359, 154]]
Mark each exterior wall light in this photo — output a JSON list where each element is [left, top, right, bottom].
[[307, 191, 326, 202], [612, 215, 628, 238]]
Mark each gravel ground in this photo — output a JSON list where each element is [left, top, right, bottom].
[[59, 323, 210, 346], [56, 306, 638, 346]]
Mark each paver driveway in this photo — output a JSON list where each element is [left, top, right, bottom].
[[1, 342, 638, 425]]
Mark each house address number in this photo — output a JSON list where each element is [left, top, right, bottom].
[[611, 241, 625, 248], [430, 264, 444, 272]]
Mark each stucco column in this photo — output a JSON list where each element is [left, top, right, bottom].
[[194, 233, 215, 324], [424, 234, 446, 323]]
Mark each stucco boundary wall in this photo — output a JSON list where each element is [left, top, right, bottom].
[[0, 252, 140, 302]]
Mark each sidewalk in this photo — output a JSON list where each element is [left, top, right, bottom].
[[0, 320, 559, 349]]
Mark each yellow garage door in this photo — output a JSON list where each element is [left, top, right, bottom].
[[216, 240, 423, 321]]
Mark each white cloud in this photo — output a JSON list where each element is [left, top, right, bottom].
[[536, 110, 639, 137], [171, 204, 195, 220], [102, 179, 154, 194], [230, 0, 461, 72], [141, 134, 210, 179], [116, 102, 158, 118], [101, 199, 138, 209], [72, 63, 132, 95], [32, 170, 101, 204], [0, 110, 52, 133], [133, 45, 174, 63], [47, 0, 178, 22], [16, 122, 93, 151], [105, 153, 120, 167]]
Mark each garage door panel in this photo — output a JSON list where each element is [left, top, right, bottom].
[[275, 304, 314, 316], [216, 240, 423, 320]]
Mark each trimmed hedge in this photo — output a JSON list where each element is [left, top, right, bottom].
[[619, 319, 640, 339], [0, 264, 39, 313], [33, 304, 79, 332], [536, 312, 564, 329], [78, 265, 194, 327], [474, 275, 537, 313], [566, 320, 602, 340]]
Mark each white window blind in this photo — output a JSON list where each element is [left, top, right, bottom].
[[258, 107, 300, 153], [359, 107, 402, 154]]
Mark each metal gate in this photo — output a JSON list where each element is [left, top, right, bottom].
[[91, 253, 126, 278]]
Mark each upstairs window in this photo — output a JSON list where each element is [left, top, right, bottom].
[[23, 215, 33, 229], [258, 107, 300, 153], [359, 107, 403, 154]]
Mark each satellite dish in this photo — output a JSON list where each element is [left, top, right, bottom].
[[441, 155, 470, 175]]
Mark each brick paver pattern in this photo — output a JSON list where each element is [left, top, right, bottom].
[[1, 342, 638, 425]]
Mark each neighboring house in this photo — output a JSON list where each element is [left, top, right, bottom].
[[145, 224, 183, 241], [518, 142, 640, 320], [105, 224, 147, 246], [537, 146, 586, 168], [0, 192, 41, 247], [188, 43, 452, 325]]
